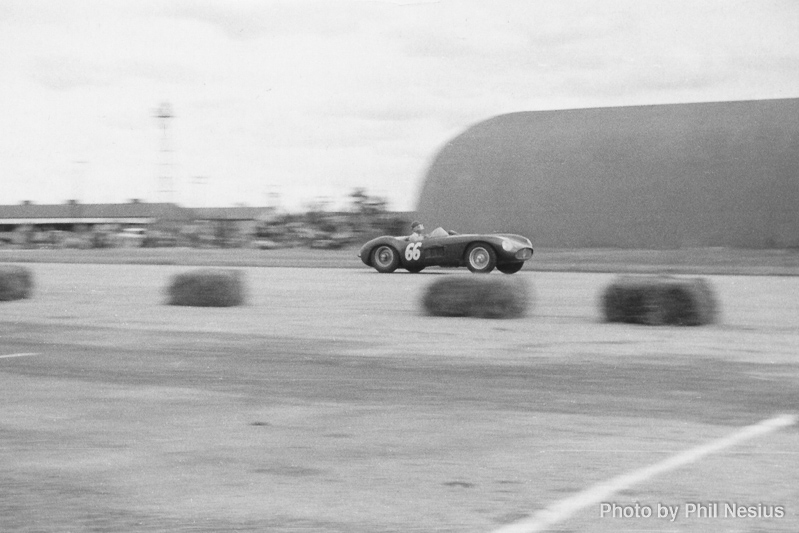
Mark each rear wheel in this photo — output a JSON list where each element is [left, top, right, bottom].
[[465, 243, 496, 273], [371, 245, 399, 273], [497, 262, 524, 274]]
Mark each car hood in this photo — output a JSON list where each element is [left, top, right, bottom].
[[498, 234, 532, 247]]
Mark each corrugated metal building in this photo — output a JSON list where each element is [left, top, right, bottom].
[[416, 98, 799, 248]]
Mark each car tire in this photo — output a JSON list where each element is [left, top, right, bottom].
[[465, 243, 496, 273], [497, 262, 524, 274], [371, 245, 399, 273]]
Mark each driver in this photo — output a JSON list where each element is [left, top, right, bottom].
[[408, 220, 426, 242]]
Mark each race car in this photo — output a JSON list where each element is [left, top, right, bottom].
[[358, 227, 533, 274]]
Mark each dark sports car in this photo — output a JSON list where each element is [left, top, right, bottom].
[[358, 228, 533, 274]]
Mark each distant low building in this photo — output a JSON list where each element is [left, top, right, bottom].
[[192, 206, 276, 226], [0, 199, 192, 233], [191, 206, 277, 247]]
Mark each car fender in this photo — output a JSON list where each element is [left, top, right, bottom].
[[358, 236, 406, 267], [460, 239, 497, 262]]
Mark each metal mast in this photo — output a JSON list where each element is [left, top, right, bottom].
[[155, 102, 175, 203]]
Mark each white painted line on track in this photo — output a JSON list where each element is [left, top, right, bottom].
[[0, 352, 40, 359], [490, 413, 797, 533]]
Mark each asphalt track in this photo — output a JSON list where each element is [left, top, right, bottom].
[[1, 264, 798, 532]]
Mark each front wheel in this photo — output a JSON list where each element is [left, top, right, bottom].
[[497, 262, 524, 274], [371, 245, 399, 273], [465, 243, 496, 273]]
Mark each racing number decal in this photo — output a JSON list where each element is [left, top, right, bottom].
[[405, 242, 422, 261]]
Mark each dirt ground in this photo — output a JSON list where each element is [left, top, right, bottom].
[[1, 264, 797, 532]]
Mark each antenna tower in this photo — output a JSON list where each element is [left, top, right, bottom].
[[155, 102, 175, 202]]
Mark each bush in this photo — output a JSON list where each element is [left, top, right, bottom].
[[0, 265, 34, 301], [166, 269, 246, 307], [422, 275, 530, 319], [601, 275, 717, 326]]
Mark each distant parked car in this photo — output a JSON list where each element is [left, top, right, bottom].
[[118, 227, 146, 247], [358, 227, 533, 274], [251, 239, 285, 250]]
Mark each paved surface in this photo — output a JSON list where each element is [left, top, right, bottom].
[[1, 265, 798, 532]]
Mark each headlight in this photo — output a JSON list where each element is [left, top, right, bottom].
[[515, 249, 532, 260], [501, 239, 513, 251]]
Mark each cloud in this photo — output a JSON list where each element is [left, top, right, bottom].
[[28, 57, 112, 91], [158, 2, 270, 40], [157, 0, 373, 40], [27, 56, 206, 91], [119, 60, 208, 86]]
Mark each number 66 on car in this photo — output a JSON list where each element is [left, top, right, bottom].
[[358, 227, 533, 274], [405, 242, 422, 261]]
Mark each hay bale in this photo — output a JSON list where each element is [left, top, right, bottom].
[[601, 275, 717, 326], [422, 276, 530, 319], [0, 265, 34, 301], [166, 269, 246, 307]]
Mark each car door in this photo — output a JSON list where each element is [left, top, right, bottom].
[[401, 236, 443, 268], [419, 235, 447, 266]]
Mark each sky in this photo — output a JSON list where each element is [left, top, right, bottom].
[[1, 0, 798, 211]]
